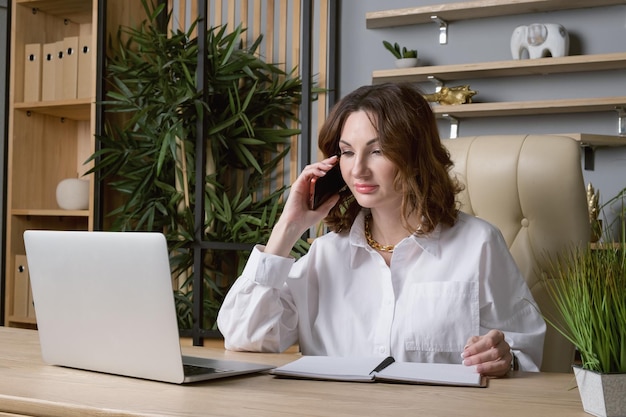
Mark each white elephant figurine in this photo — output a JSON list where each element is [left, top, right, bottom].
[[510, 23, 569, 59]]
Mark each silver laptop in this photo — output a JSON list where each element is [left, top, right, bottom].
[[23, 230, 274, 384]]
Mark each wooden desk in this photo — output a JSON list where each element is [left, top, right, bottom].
[[0, 327, 585, 417]]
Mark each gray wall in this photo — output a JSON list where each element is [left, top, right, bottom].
[[338, 1, 626, 232]]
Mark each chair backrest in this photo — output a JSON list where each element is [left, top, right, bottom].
[[443, 134, 590, 373]]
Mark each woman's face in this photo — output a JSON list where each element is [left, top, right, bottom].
[[338, 111, 401, 212]]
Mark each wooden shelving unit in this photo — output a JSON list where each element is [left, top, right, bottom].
[[4, 0, 148, 328], [14, 0, 93, 22], [368, 0, 626, 144], [372, 52, 626, 84], [560, 133, 626, 147], [14, 99, 92, 120], [434, 97, 626, 146], [366, 0, 626, 29], [4, 0, 99, 327], [433, 96, 626, 118], [11, 208, 91, 217]]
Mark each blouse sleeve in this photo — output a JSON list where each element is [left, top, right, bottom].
[[216, 245, 301, 353], [478, 227, 547, 372]]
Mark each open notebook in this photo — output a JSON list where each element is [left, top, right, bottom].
[[23, 230, 274, 384], [270, 356, 487, 387]]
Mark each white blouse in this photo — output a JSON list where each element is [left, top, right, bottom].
[[217, 211, 546, 371]]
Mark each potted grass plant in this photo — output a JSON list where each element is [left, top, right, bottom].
[[543, 192, 626, 417], [382, 40, 419, 68]]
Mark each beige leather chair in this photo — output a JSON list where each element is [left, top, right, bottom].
[[443, 134, 591, 373]]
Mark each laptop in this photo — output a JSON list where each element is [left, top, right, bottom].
[[23, 230, 274, 384]]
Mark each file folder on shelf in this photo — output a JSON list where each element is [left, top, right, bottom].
[[24, 43, 42, 102], [12, 255, 35, 320], [54, 40, 64, 101], [41, 42, 57, 101], [76, 32, 93, 98], [62, 36, 79, 100]]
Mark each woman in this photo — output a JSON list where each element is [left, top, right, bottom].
[[217, 83, 545, 377]]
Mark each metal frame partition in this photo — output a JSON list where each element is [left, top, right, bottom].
[[188, 0, 338, 345], [96, 0, 338, 345]]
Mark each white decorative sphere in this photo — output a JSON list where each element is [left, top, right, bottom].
[[56, 178, 90, 210]]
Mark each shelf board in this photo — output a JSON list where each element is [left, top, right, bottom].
[[366, 0, 626, 29], [372, 52, 626, 84], [559, 133, 626, 147], [16, 0, 92, 24], [432, 96, 626, 118], [442, 132, 626, 146], [7, 316, 37, 325], [11, 208, 90, 217], [14, 99, 92, 121]]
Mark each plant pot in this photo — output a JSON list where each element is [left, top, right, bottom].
[[590, 218, 603, 243], [573, 366, 626, 417], [394, 58, 419, 68]]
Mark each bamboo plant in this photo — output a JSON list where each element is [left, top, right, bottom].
[[88, 0, 309, 331]]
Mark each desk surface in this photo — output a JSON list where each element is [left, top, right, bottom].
[[0, 327, 586, 417]]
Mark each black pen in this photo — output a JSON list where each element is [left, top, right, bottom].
[[370, 356, 395, 375]]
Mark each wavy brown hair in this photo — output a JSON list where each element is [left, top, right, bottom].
[[318, 82, 463, 234]]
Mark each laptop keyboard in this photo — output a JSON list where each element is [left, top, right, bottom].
[[183, 364, 231, 376]]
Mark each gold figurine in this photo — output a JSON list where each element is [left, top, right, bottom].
[[423, 85, 477, 105], [586, 183, 602, 242]]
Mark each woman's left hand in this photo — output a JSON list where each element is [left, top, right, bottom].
[[461, 329, 512, 377]]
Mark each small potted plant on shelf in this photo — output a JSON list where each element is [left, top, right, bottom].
[[382, 40, 419, 68], [542, 191, 625, 417]]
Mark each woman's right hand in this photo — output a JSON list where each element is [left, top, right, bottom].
[[264, 155, 341, 257]]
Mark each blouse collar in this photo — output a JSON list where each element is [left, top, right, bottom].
[[348, 210, 442, 262]]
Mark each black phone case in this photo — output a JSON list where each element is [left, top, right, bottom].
[[309, 164, 346, 210]]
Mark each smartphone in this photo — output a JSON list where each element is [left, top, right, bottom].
[[309, 164, 347, 210]]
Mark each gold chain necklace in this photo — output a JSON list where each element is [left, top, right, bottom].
[[364, 214, 396, 253]]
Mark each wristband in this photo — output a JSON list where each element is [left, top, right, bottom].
[[510, 351, 519, 372]]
